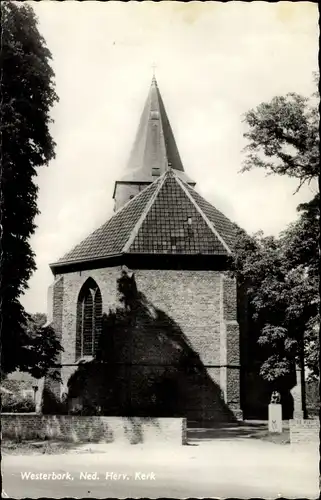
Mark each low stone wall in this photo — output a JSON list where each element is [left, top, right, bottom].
[[1, 414, 186, 445], [289, 418, 320, 445]]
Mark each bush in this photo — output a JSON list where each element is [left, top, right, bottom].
[[2, 395, 35, 413], [306, 380, 320, 418], [41, 385, 67, 415]]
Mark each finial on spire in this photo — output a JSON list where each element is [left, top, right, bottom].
[[151, 62, 157, 84]]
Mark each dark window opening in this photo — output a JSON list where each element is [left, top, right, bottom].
[[76, 278, 102, 360]]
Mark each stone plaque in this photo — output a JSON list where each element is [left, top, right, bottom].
[[268, 404, 282, 433]]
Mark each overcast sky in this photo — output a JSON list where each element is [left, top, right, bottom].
[[22, 1, 318, 314]]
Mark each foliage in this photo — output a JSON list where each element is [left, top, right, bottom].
[[280, 194, 320, 379], [239, 80, 320, 385], [233, 197, 319, 384], [41, 383, 66, 415], [2, 394, 36, 413], [20, 315, 63, 380], [242, 86, 319, 191], [28, 313, 47, 330], [1, 2, 60, 377], [233, 230, 293, 387], [305, 379, 320, 416]]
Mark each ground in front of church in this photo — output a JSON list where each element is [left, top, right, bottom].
[[2, 423, 318, 499]]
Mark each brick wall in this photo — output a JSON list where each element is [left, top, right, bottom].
[[60, 267, 120, 367], [58, 267, 221, 365], [48, 266, 241, 421], [220, 276, 241, 418], [44, 277, 64, 400], [135, 270, 222, 366], [1, 414, 185, 445], [114, 183, 150, 212], [289, 418, 320, 445], [59, 267, 224, 369]]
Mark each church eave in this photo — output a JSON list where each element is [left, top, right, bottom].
[[49, 252, 125, 274], [53, 170, 236, 272], [50, 252, 231, 275]]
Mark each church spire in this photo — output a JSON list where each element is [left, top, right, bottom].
[[124, 76, 185, 180], [151, 62, 157, 82], [113, 77, 195, 211]]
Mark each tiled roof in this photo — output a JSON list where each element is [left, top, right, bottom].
[[52, 170, 237, 268], [129, 173, 228, 255], [57, 179, 161, 264], [185, 184, 238, 250]]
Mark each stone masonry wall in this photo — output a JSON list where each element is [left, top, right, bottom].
[[44, 276, 64, 399], [58, 269, 222, 376], [58, 268, 225, 361], [1, 414, 186, 445], [135, 270, 222, 369], [49, 266, 240, 420], [289, 418, 320, 445], [221, 276, 242, 418], [114, 183, 149, 212]]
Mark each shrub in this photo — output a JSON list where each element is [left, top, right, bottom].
[[41, 385, 67, 414], [2, 395, 35, 413], [306, 380, 320, 418]]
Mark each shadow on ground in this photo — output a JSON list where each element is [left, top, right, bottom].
[[187, 420, 290, 444]]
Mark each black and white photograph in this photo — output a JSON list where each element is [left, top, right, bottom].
[[1, 1, 319, 498]]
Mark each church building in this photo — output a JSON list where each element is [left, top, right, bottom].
[[46, 77, 304, 422]]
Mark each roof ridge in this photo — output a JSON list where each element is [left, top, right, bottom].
[[173, 172, 232, 254], [122, 170, 168, 253], [54, 178, 163, 266]]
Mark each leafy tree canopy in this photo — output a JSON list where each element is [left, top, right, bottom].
[[1, 2, 61, 378], [242, 78, 319, 191], [236, 77, 319, 384], [234, 196, 319, 384]]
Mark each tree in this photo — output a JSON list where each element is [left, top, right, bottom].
[[21, 313, 63, 379], [233, 230, 296, 388], [234, 216, 319, 388], [1, 2, 60, 377], [242, 83, 319, 191], [237, 79, 319, 387], [28, 312, 47, 331], [280, 194, 319, 380]]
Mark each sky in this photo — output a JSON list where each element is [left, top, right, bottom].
[[22, 1, 318, 314]]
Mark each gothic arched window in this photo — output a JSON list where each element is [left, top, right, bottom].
[[76, 278, 102, 360]]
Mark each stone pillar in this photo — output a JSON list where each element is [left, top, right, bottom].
[[291, 364, 305, 419], [268, 404, 282, 433], [220, 276, 242, 420], [35, 377, 45, 412]]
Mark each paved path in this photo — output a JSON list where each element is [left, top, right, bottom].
[[2, 440, 319, 498]]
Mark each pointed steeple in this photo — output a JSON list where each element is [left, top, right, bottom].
[[125, 76, 185, 179], [113, 77, 195, 211]]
